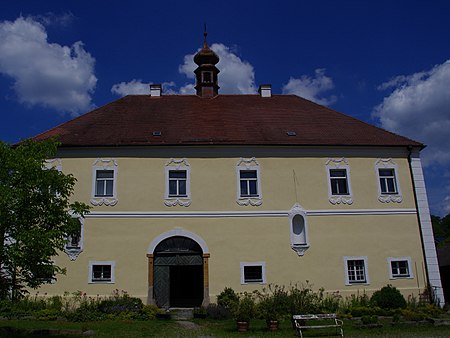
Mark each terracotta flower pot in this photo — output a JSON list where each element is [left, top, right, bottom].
[[237, 321, 250, 332], [266, 320, 279, 331]]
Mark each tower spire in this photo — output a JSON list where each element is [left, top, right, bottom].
[[193, 27, 220, 98]]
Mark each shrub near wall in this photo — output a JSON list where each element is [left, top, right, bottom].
[[370, 285, 407, 310]]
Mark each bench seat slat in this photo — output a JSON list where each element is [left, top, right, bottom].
[[293, 313, 343, 338], [298, 324, 340, 329]]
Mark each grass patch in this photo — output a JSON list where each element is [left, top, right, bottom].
[[1, 318, 450, 337]]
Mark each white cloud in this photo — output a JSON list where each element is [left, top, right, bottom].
[[111, 79, 149, 96], [111, 80, 177, 96], [373, 60, 450, 166], [178, 43, 257, 94], [0, 16, 96, 115], [31, 12, 75, 27], [281, 69, 337, 105]]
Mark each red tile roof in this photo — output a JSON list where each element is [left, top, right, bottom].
[[33, 94, 423, 148]]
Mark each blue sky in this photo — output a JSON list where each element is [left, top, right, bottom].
[[1, 1, 450, 215]]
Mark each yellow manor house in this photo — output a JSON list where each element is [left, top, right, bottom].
[[34, 35, 444, 308]]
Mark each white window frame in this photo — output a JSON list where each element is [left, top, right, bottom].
[[91, 159, 118, 206], [240, 262, 266, 285], [236, 157, 262, 206], [344, 256, 369, 285], [88, 261, 115, 284], [64, 215, 84, 261], [375, 159, 402, 203], [388, 257, 413, 279], [326, 158, 353, 205], [164, 158, 191, 207]]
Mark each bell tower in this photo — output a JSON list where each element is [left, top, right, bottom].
[[193, 28, 220, 98]]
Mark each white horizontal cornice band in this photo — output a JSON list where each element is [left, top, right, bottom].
[[86, 208, 417, 219]]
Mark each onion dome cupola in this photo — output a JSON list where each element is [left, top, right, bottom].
[[194, 28, 220, 98]]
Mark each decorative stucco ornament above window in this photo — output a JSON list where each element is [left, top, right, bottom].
[[64, 216, 84, 261], [91, 158, 118, 206], [375, 158, 402, 203], [236, 157, 262, 206], [288, 203, 310, 256], [164, 158, 192, 207], [325, 158, 353, 205], [44, 158, 62, 171]]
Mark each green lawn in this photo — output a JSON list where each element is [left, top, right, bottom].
[[0, 318, 449, 337]]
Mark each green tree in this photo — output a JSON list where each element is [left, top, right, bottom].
[[0, 139, 90, 300], [432, 213, 450, 247]]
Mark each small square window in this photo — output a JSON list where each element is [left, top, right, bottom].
[[240, 262, 266, 284], [330, 169, 349, 195], [33, 263, 55, 284], [344, 256, 369, 285], [92, 265, 111, 282], [388, 258, 412, 279], [89, 261, 115, 283]]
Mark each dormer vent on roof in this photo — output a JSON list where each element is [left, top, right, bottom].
[[150, 84, 162, 97], [193, 28, 220, 98], [258, 84, 272, 97]]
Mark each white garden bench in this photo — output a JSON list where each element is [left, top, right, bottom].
[[293, 314, 344, 338]]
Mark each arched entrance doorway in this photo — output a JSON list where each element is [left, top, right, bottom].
[[147, 230, 210, 308]]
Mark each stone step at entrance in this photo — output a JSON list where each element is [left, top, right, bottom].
[[169, 308, 194, 320]]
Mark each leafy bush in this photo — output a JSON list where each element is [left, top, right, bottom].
[[255, 285, 290, 321], [288, 282, 321, 315], [233, 293, 256, 322], [361, 315, 378, 325], [206, 303, 231, 319], [217, 287, 239, 310], [420, 304, 444, 317], [98, 295, 143, 315], [401, 308, 426, 321], [370, 285, 406, 309], [350, 306, 376, 317], [66, 302, 105, 322], [142, 304, 161, 320], [320, 291, 342, 313], [34, 309, 60, 321]]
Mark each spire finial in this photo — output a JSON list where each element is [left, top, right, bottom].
[[203, 23, 208, 47]]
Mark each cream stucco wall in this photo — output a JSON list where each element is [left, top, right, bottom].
[[36, 147, 428, 303]]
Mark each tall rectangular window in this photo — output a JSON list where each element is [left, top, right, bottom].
[[379, 168, 398, 194], [95, 170, 114, 197], [344, 257, 369, 285], [330, 169, 349, 195], [168, 170, 187, 197], [240, 170, 258, 197]]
